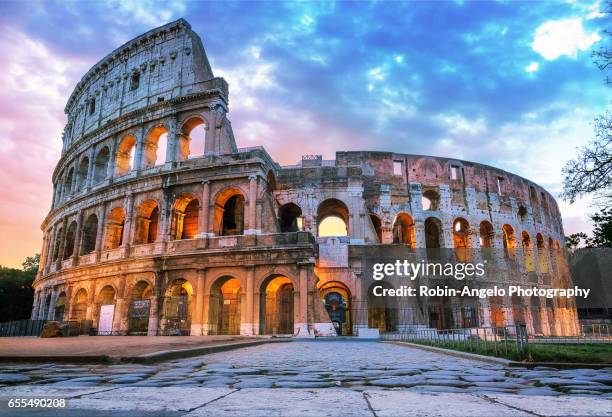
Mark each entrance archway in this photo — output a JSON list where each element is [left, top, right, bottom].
[[162, 279, 193, 335], [259, 276, 294, 335], [367, 281, 398, 333], [70, 288, 88, 333], [209, 277, 241, 335], [96, 285, 116, 335], [128, 280, 153, 335], [319, 281, 351, 335]]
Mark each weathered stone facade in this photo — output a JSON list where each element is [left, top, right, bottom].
[[32, 19, 579, 338]]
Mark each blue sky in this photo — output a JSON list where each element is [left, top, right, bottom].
[[0, 0, 609, 266]]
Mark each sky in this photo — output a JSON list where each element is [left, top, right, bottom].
[[0, 0, 609, 268]]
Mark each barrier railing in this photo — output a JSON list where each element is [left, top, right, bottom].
[[0, 319, 47, 337], [530, 324, 611, 344]]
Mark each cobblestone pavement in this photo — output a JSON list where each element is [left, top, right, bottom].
[[0, 341, 610, 416]]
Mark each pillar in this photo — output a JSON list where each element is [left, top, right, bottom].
[[295, 264, 310, 337], [46, 289, 58, 321], [123, 193, 135, 246], [86, 147, 95, 190], [191, 269, 205, 336], [198, 181, 210, 237], [241, 267, 255, 336], [245, 174, 259, 235]]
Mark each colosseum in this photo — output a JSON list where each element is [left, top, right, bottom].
[[31, 19, 580, 338]]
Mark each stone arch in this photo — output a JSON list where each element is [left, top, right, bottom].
[[259, 275, 295, 335], [80, 214, 98, 254], [536, 233, 548, 273], [367, 281, 398, 333], [134, 199, 160, 244], [76, 156, 89, 190], [93, 146, 110, 183], [180, 116, 208, 160], [162, 278, 193, 335], [115, 135, 137, 176], [70, 288, 88, 323], [53, 226, 63, 261], [172, 194, 199, 240], [522, 231, 535, 272], [143, 125, 169, 167], [104, 207, 125, 249], [54, 291, 67, 321], [127, 279, 154, 335], [319, 281, 352, 336], [214, 187, 246, 236], [369, 213, 382, 243], [392, 212, 415, 247], [317, 198, 349, 237], [424, 216, 442, 249], [414, 157, 442, 181], [63, 221, 77, 260], [279, 203, 302, 233], [208, 276, 241, 335], [95, 284, 116, 335], [502, 224, 516, 252], [63, 167, 74, 198], [453, 217, 471, 261], [479, 220, 494, 248], [422, 189, 440, 211]]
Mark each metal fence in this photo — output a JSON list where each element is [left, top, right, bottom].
[[0, 319, 47, 337], [530, 324, 611, 344], [382, 324, 530, 360]]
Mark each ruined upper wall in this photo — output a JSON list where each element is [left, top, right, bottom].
[[61, 19, 222, 151]]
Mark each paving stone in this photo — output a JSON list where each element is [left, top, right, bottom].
[[462, 375, 505, 382], [0, 373, 31, 384], [516, 387, 561, 396], [108, 376, 145, 384], [367, 376, 428, 387]]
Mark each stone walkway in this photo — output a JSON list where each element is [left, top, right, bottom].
[[0, 341, 610, 416]]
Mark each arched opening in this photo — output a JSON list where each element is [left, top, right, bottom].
[[128, 280, 153, 335], [63, 221, 77, 259], [522, 231, 535, 272], [259, 276, 294, 335], [104, 207, 125, 249], [279, 203, 302, 233], [369, 214, 382, 243], [317, 198, 349, 237], [424, 217, 441, 249], [392, 213, 415, 247], [64, 168, 74, 198], [93, 146, 110, 184], [44, 293, 51, 320], [512, 294, 526, 325], [320, 281, 352, 335], [181, 117, 206, 160], [172, 195, 199, 240], [214, 189, 245, 236], [502, 224, 516, 258], [115, 135, 137, 176], [489, 296, 505, 328], [536, 233, 548, 273], [53, 227, 63, 262], [208, 277, 241, 335], [143, 126, 168, 167], [428, 296, 451, 329], [54, 292, 66, 322], [96, 285, 116, 335], [368, 281, 398, 333], [422, 189, 440, 211], [530, 296, 542, 334], [76, 157, 89, 190], [80, 214, 98, 255], [479, 221, 494, 248], [453, 217, 471, 261], [70, 288, 88, 332], [134, 200, 160, 244], [162, 279, 193, 335]]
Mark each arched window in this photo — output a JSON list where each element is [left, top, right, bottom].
[[208, 277, 240, 335], [424, 217, 441, 249], [180, 117, 206, 160], [76, 157, 89, 190], [143, 126, 168, 167], [422, 189, 440, 211], [53, 227, 63, 261], [63, 221, 77, 259], [317, 199, 349, 237], [115, 135, 137, 176], [173, 195, 199, 240], [393, 213, 415, 247], [537, 233, 547, 273], [64, 168, 74, 198], [522, 231, 535, 272], [279, 203, 302, 233], [93, 147, 110, 183], [502, 224, 516, 257], [80, 214, 98, 254], [134, 200, 160, 244], [214, 189, 245, 236], [453, 217, 471, 261], [104, 207, 125, 249], [479, 221, 494, 248]]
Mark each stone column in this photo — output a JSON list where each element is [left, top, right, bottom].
[[95, 205, 107, 258], [198, 181, 210, 237], [246, 174, 259, 235], [57, 217, 69, 267], [295, 263, 310, 337], [191, 269, 206, 336], [112, 277, 126, 334], [122, 193, 135, 247], [37, 289, 48, 320], [86, 147, 95, 190], [73, 210, 84, 264], [46, 289, 58, 321], [106, 138, 118, 181], [241, 266, 255, 336]]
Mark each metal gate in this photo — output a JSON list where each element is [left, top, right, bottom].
[[163, 295, 191, 335], [128, 299, 150, 335]]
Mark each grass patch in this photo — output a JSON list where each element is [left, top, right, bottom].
[[404, 339, 612, 363]]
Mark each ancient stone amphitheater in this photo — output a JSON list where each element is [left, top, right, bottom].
[[32, 19, 579, 338]]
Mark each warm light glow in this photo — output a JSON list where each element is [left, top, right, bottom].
[[421, 196, 431, 210], [296, 217, 303, 230], [318, 216, 347, 237]]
